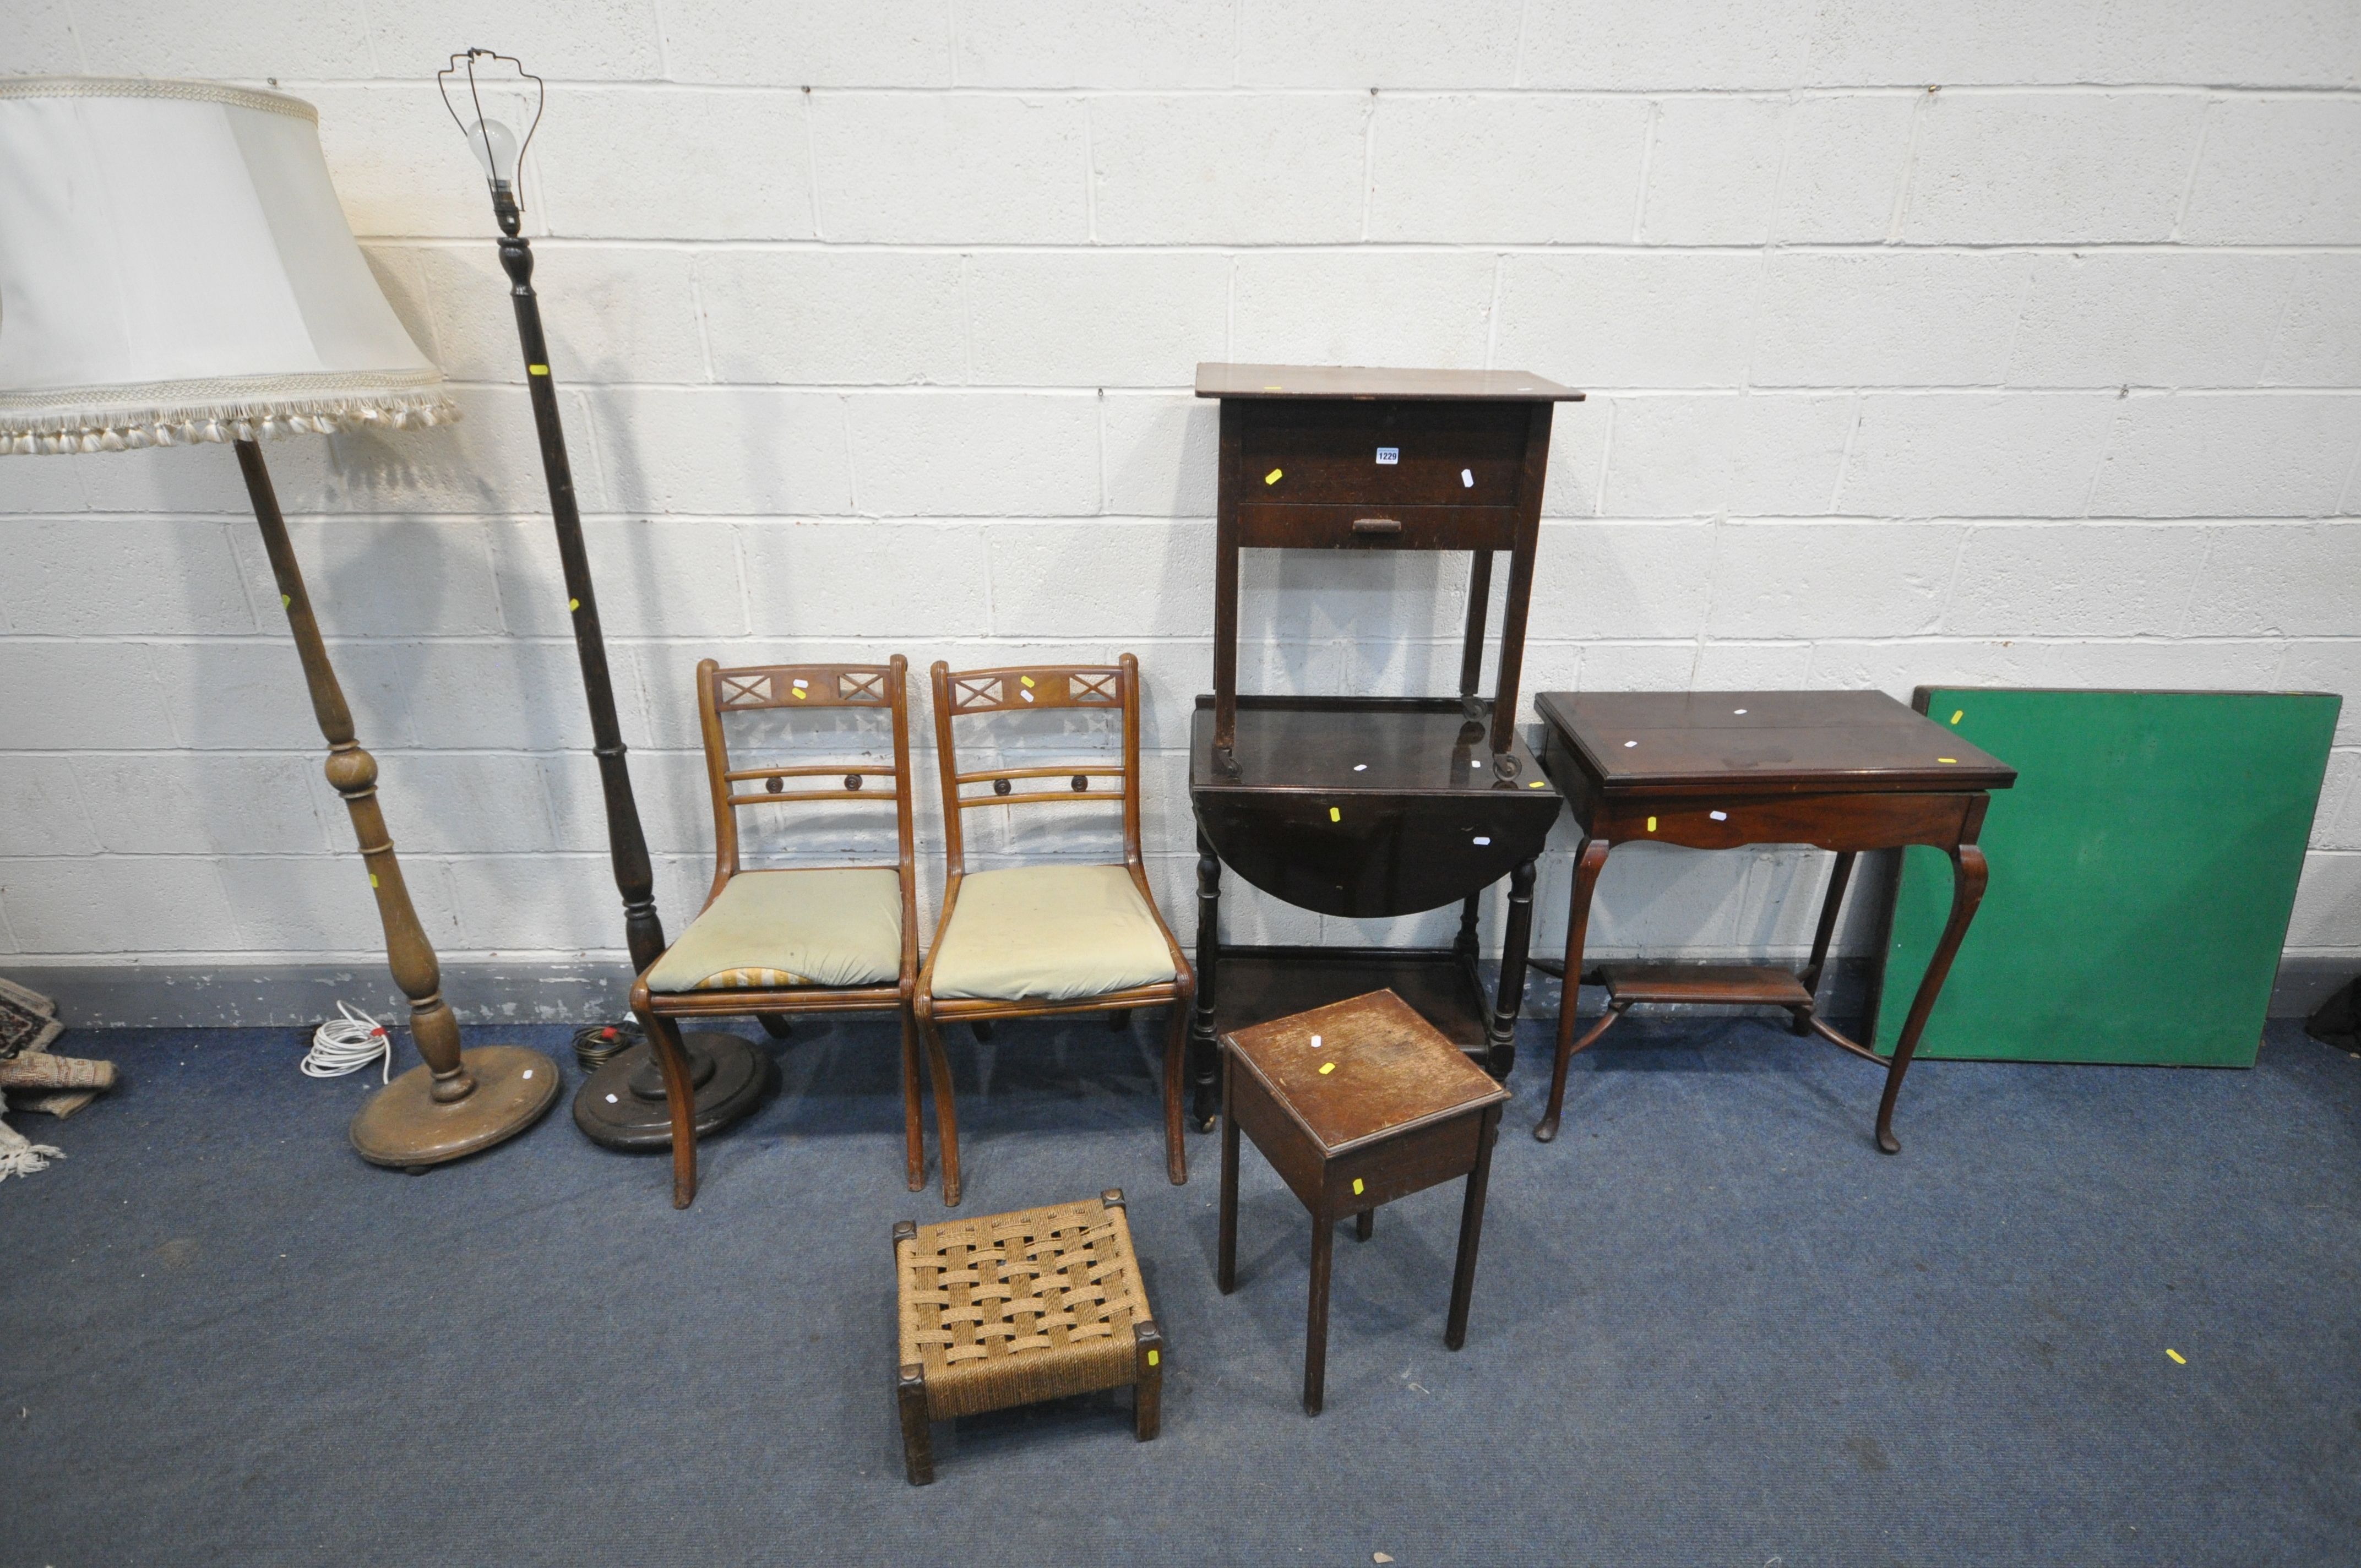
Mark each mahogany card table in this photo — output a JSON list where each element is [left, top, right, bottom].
[[1531, 690, 2015, 1154]]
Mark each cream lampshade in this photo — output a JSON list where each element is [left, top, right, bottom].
[[0, 77, 558, 1169]]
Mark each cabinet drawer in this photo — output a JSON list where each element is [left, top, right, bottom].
[[1237, 502, 1517, 551], [1240, 400, 1530, 509]]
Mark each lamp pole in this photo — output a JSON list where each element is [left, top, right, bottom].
[[0, 74, 559, 1171], [442, 51, 772, 1150]]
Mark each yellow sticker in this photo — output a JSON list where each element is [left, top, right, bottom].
[[1938, 756, 1956, 764], [1329, 807, 1341, 821], [1319, 1062, 1335, 1075], [792, 688, 807, 699], [280, 592, 292, 608], [1950, 710, 1963, 725], [1146, 1349, 1160, 1366], [528, 363, 550, 375], [1264, 468, 1283, 485], [1020, 675, 1036, 688], [1263, 385, 1282, 391], [2165, 1348, 2186, 1364], [1352, 1178, 1364, 1195], [1528, 780, 1547, 788], [568, 598, 580, 612], [368, 873, 379, 889], [1646, 815, 1657, 832]]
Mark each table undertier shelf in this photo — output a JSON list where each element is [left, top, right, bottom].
[[1597, 963, 1815, 1009]]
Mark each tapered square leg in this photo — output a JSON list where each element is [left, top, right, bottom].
[[1303, 1207, 1335, 1415], [1445, 1104, 1503, 1351], [1217, 1050, 1241, 1294]]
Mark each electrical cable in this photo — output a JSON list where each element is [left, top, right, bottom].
[[303, 1001, 393, 1085]]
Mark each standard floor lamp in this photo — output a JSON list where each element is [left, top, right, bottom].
[[436, 50, 773, 1150], [0, 76, 560, 1168]]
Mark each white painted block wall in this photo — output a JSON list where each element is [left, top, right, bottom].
[[3, 2, 2358, 1005]]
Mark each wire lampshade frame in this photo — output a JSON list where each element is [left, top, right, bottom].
[[437, 48, 545, 228]]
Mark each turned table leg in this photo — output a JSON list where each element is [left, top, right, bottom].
[[1875, 842, 1989, 1155], [1190, 829, 1223, 1132], [1485, 859, 1538, 1081]]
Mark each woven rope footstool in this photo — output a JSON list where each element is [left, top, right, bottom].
[[894, 1189, 1163, 1484]]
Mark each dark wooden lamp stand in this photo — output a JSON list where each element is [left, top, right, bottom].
[[485, 191, 773, 1150], [237, 442, 561, 1169]]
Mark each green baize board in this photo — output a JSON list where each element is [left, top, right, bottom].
[[1875, 688, 2339, 1067]]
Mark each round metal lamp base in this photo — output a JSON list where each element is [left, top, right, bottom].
[[350, 1045, 563, 1171], [572, 1031, 774, 1151]]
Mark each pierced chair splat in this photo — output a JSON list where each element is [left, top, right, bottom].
[[629, 658, 922, 1209], [915, 655, 1196, 1206]]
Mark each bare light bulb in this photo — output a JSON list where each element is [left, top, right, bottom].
[[463, 115, 521, 191]]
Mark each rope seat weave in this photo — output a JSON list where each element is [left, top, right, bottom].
[[896, 1196, 1152, 1419]]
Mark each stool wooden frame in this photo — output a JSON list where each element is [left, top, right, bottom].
[[629, 657, 921, 1208], [894, 1189, 1163, 1485], [915, 655, 1196, 1206]]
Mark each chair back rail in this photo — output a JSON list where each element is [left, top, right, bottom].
[[928, 656, 1144, 880], [696, 657, 917, 910]]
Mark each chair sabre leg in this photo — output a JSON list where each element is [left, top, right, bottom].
[[1163, 990, 1191, 1185], [898, 1003, 925, 1192], [639, 1010, 698, 1208], [917, 1010, 962, 1206]]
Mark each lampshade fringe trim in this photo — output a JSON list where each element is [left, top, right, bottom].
[[1, 390, 460, 455]]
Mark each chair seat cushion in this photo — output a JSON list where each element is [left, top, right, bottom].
[[929, 864, 1178, 1003], [646, 868, 903, 993]]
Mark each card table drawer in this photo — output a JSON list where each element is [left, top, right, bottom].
[[1597, 792, 1981, 853]]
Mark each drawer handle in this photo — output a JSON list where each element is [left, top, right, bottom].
[[1351, 517, 1402, 534]]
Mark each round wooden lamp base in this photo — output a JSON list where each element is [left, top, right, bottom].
[[571, 1032, 774, 1151], [350, 1045, 563, 1170]]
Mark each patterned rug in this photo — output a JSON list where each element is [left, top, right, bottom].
[[0, 976, 61, 1060]]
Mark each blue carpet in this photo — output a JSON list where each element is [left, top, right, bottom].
[[4, 1012, 2358, 1566]]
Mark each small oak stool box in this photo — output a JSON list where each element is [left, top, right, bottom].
[[1218, 989, 1509, 1416], [894, 1191, 1163, 1484]]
